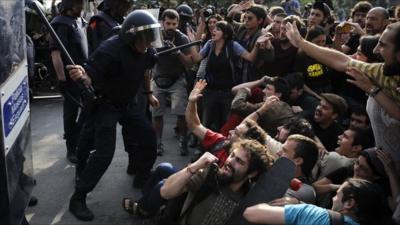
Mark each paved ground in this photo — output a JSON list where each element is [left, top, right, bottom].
[[26, 98, 193, 225]]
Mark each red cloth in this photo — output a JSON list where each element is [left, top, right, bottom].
[[201, 129, 229, 166], [219, 113, 244, 137]]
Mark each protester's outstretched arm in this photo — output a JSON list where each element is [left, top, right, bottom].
[[160, 152, 218, 199], [243, 203, 285, 225], [286, 22, 351, 72], [186, 80, 208, 141], [241, 33, 274, 63]]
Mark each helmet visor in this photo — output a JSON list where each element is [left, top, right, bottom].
[[128, 24, 163, 48]]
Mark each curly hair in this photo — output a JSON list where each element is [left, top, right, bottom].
[[231, 139, 276, 175]]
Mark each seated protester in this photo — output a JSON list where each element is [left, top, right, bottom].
[[244, 178, 394, 225], [160, 139, 276, 225], [263, 15, 304, 77], [312, 127, 374, 181], [190, 21, 274, 132], [186, 80, 268, 165], [219, 86, 264, 137], [272, 134, 319, 204], [311, 93, 347, 152], [245, 98, 316, 155], [284, 72, 320, 120], [231, 77, 294, 137], [294, 25, 333, 94], [348, 104, 375, 145], [312, 148, 391, 209]]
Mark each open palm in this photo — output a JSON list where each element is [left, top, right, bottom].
[[189, 79, 207, 102]]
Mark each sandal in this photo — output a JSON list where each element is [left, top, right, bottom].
[[122, 198, 138, 215]]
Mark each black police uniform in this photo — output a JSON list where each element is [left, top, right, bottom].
[[85, 8, 148, 176], [87, 11, 121, 54], [49, 15, 88, 160], [74, 35, 157, 196]]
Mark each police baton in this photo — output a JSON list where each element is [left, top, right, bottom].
[[26, 0, 97, 100], [155, 40, 202, 56]]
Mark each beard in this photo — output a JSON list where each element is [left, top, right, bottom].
[[279, 37, 289, 44], [163, 30, 176, 40], [217, 172, 234, 186], [383, 61, 400, 77]]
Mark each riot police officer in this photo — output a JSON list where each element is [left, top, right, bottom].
[[49, 0, 88, 163], [85, 0, 140, 177], [176, 4, 196, 36], [66, 10, 161, 221], [87, 0, 133, 53]]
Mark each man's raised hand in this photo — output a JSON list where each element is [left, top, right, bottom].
[[189, 79, 207, 102]]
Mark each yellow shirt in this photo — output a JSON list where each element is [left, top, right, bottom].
[[348, 59, 400, 105]]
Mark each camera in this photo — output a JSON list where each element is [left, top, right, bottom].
[[203, 5, 215, 18]]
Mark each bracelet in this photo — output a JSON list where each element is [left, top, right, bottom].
[[367, 86, 381, 97], [255, 111, 262, 118], [144, 91, 153, 95], [186, 164, 196, 175]]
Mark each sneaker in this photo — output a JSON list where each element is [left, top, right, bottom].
[[179, 141, 189, 156], [69, 195, 94, 221], [157, 143, 164, 156]]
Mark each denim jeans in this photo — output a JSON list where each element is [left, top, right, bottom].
[[138, 162, 177, 214]]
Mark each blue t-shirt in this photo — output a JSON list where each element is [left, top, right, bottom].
[[284, 204, 359, 225]]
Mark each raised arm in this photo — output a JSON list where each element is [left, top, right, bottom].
[[186, 80, 208, 141], [231, 76, 269, 95], [286, 22, 352, 72], [160, 152, 218, 199]]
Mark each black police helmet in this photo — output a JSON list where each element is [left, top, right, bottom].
[[120, 10, 163, 48], [60, 0, 84, 13], [176, 4, 193, 18]]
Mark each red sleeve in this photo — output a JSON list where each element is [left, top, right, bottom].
[[201, 129, 226, 150]]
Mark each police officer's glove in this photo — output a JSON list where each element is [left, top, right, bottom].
[[147, 48, 158, 68]]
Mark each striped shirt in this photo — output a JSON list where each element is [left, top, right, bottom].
[[348, 60, 400, 105]]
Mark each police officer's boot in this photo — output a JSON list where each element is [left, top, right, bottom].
[[126, 153, 136, 175], [69, 192, 94, 221], [66, 148, 78, 164]]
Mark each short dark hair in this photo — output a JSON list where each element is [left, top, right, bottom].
[[246, 5, 267, 22], [342, 178, 393, 225], [269, 6, 285, 17], [350, 127, 374, 149], [266, 77, 290, 103], [350, 1, 373, 19], [283, 117, 315, 139], [305, 25, 325, 42], [284, 72, 304, 90], [282, 15, 304, 29], [161, 9, 180, 21], [287, 134, 319, 178], [351, 104, 370, 125], [61, 0, 84, 14]]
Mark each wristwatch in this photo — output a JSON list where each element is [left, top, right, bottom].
[[367, 86, 381, 97]]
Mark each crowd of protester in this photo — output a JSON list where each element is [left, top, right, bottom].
[[27, 0, 400, 224]]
